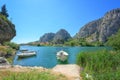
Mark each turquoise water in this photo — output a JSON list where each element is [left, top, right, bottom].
[[13, 46, 110, 68]]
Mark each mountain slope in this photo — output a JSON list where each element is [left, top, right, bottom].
[[75, 8, 120, 42], [53, 29, 71, 44], [39, 29, 71, 44], [40, 33, 55, 42]]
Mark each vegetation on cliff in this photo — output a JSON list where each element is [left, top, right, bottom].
[[0, 4, 16, 44], [0, 4, 17, 63]]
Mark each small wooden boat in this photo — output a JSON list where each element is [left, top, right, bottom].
[[17, 51, 36, 58], [56, 50, 68, 61]]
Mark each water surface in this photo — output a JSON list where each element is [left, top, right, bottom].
[[13, 46, 110, 68]]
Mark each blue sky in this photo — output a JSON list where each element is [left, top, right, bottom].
[[0, 0, 120, 43]]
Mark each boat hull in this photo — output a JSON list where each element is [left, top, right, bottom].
[[17, 51, 36, 58]]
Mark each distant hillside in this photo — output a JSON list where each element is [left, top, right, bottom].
[[75, 8, 120, 42], [39, 29, 71, 44]]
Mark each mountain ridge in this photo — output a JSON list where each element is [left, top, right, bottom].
[[75, 8, 120, 42], [39, 29, 71, 44]]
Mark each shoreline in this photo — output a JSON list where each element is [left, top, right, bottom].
[[0, 64, 81, 80], [0, 64, 47, 70]]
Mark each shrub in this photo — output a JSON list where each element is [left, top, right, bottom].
[[3, 42, 19, 50]]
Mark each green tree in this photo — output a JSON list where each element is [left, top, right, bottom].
[[1, 4, 9, 17]]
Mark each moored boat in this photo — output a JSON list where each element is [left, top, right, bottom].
[[19, 49, 28, 52], [56, 50, 68, 62], [17, 51, 36, 58]]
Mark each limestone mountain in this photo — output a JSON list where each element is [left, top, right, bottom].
[[40, 29, 71, 44], [40, 33, 55, 42], [0, 14, 16, 44], [75, 8, 120, 42], [53, 29, 71, 44]]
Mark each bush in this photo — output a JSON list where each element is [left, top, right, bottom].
[[3, 42, 19, 50]]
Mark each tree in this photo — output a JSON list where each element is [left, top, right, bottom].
[[1, 4, 9, 17]]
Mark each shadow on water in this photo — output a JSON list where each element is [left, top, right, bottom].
[[57, 59, 68, 64], [17, 55, 37, 61]]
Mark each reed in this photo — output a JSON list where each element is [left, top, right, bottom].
[[76, 50, 120, 80]]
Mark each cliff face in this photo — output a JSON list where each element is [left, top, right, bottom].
[[53, 29, 71, 44], [40, 33, 55, 42], [0, 14, 16, 43], [75, 8, 120, 42], [40, 29, 71, 44]]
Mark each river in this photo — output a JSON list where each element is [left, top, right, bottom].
[[13, 45, 110, 68]]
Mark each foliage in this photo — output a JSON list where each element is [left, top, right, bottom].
[[0, 46, 15, 63], [0, 42, 19, 63], [0, 4, 9, 17], [106, 30, 120, 50], [0, 14, 8, 22], [90, 41, 104, 46], [64, 38, 92, 46], [0, 71, 66, 80], [76, 50, 120, 80], [3, 42, 19, 50], [0, 46, 14, 54]]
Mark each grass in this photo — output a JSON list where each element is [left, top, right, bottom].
[[0, 70, 67, 80], [76, 50, 120, 80]]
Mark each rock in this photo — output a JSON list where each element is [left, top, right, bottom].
[[0, 14, 16, 44], [40, 33, 55, 42], [53, 29, 71, 44], [0, 57, 10, 67], [75, 8, 120, 42], [40, 29, 71, 44]]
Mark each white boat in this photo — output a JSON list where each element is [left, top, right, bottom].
[[19, 49, 28, 52], [56, 50, 68, 61], [17, 51, 36, 58]]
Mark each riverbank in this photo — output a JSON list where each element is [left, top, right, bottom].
[[0, 64, 81, 80]]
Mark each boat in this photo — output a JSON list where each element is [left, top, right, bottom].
[[17, 51, 36, 58], [19, 49, 28, 52], [56, 50, 69, 62]]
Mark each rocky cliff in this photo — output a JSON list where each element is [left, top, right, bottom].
[[40, 29, 71, 44], [40, 33, 55, 42], [75, 8, 120, 42], [0, 14, 16, 44], [53, 29, 71, 44]]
